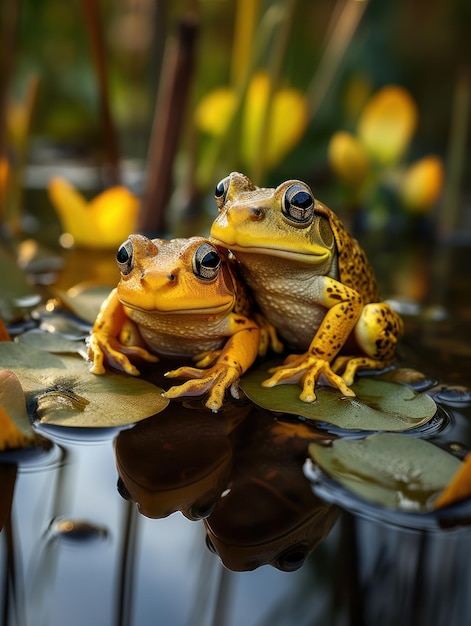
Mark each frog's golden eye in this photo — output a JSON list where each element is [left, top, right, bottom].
[[282, 183, 315, 224], [193, 243, 221, 280], [214, 176, 230, 210], [116, 239, 134, 275]]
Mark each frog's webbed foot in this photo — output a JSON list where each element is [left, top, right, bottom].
[[253, 313, 284, 357], [163, 363, 242, 412], [332, 355, 393, 386], [263, 353, 356, 402], [87, 333, 159, 376]]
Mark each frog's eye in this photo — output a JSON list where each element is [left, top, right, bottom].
[[214, 176, 230, 210], [275, 546, 308, 572], [116, 239, 134, 275], [282, 183, 315, 224], [193, 243, 221, 280]]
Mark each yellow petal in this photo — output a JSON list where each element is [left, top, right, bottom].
[[241, 73, 308, 168], [328, 131, 370, 187], [357, 85, 418, 165], [400, 156, 444, 213], [434, 452, 471, 509], [48, 177, 139, 248], [48, 177, 93, 245], [90, 186, 140, 247], [194, 88, 237, 137]]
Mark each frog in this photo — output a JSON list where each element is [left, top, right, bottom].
[[210, 172, 403, 402], [87, 234, 262, 411]]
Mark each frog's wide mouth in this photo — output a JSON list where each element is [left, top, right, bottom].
[[210, 238, 330, 264], [119, 296, 234, 316]]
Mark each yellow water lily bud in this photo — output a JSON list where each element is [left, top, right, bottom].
[[48, 177, 139, 248], [328, 131, 370, 187], [357, 85, 418, 165], [241, 73, 308, 169], [194, 88, 236, 137], [400, 155, 444, 213]]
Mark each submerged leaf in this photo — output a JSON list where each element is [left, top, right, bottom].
[[17, 329, 87, 355], [0, 343, 168, 427], [309, 433, 462, 511], [240, 365, 436, 431]]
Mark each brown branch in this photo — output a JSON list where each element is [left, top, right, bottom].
[[138, 16, 199, 235], [81, 0, 121, 186]]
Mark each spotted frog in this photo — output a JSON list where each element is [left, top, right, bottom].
[[210, 172, 403, 402], [87, 235, 261, 411]]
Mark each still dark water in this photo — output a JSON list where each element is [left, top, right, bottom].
[[2, 239, 471, 626]]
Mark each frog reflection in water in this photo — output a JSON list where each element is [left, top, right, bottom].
[[210, 172, 403, 402], [87, 235, 261, 411]]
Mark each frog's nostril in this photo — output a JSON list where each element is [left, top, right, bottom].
[[250, 207, 264, 220]]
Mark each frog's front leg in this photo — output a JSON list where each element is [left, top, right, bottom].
[[262, 277, 363, 402], [88, 288, 159, 375], [163, 315, 260, 411]]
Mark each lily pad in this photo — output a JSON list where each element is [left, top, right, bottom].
[[51, 282, 112, 325], [0, 248, 41, 322], [240, 364, 436, 431], [0, 343, 168, 428], [308, 433, 462, 512], [16, 329, 87, 355]]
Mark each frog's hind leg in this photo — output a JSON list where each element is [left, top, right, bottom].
[[332, 302, 403, 386]]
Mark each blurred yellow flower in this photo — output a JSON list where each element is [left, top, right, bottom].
[[357, 85, 418, 165], [194, 88, 236, 137], [400, 156, 444, 213], [48, 177, 139, 248], [327, 131, 369, 187], [195, 72, 308, 171]]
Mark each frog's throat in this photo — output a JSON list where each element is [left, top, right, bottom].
[[211, 239, 331, 265], [119, 298, 234, 316]]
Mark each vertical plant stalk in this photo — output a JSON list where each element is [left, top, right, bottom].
[[307, 0, 368, 121], [0, 0, 19, 162], [437, 70, 470, 240], [252, 0, 298, 183], [81, 0, 121, 186], [138, 16, 198, 235]]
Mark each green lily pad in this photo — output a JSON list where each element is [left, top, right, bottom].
[[0, 248, 41, 322], [51, 283, 112, 324], [240, 363, 436, 431], [0, 343, 168, 428], [17, 329, 87, 355], [308, 433, 463, 511]]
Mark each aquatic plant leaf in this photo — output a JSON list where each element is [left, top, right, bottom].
[[0, 370, 40, 450], [0, 343, 168, 427], [0, 248, 41, 322], [17, 329, 87, 355], [309, 433, 462, 511], [240, 365, 436, 431], [53, 282, 111, 324]]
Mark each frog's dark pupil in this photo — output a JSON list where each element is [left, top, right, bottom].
[[215, 180, 226, 198], [202, 250, 220, 268], [290, 190, 312, 209], [117, 246, 129, 264]]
